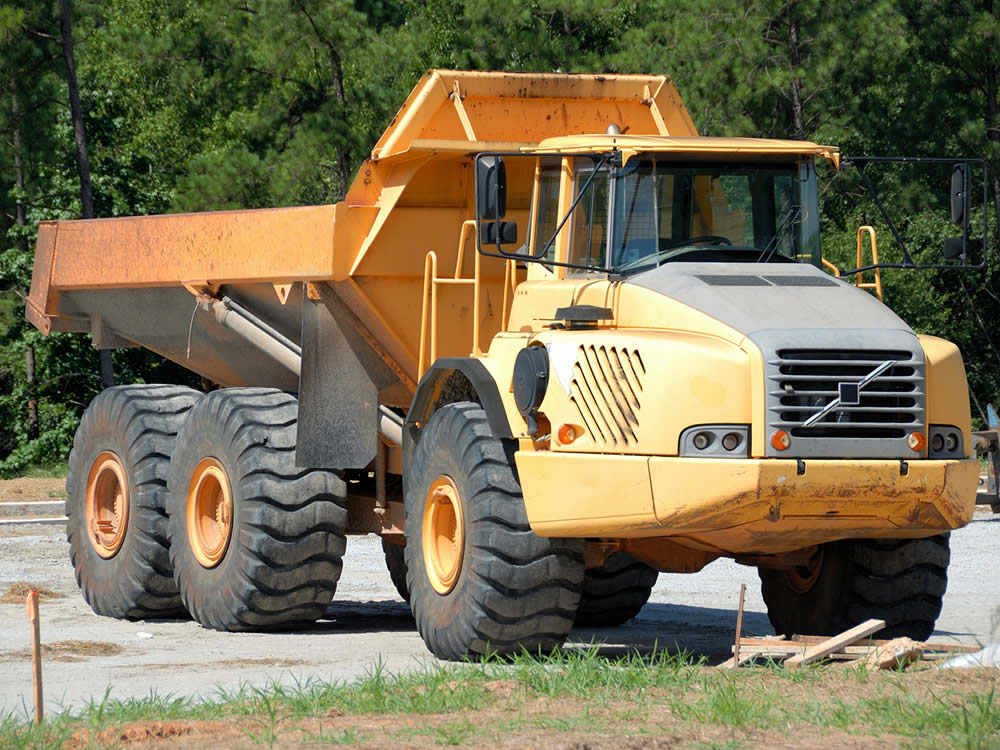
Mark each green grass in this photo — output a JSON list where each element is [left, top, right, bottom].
[[1, 648, 997, 749], [302, 726, 367, 745], [848, 685, 1000, 750], [18, 462, 69, 479], [503, 641, 702, 697]]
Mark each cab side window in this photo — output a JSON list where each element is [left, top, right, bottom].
[[568, 164, 610, 269], [532, 164, 562, 262]]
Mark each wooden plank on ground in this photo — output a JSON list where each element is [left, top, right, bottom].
[[784, 619, 885, 669], [718, 652, 756, 669], [735, 637, 980, 653], [733, 644, 803, 655], [922, 642, 982, 653], [736, 637, 807, 648]]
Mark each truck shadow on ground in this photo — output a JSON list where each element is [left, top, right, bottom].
[[312, 599, 775, 663], [293, 599, 974, 664], [316, 599, 414, 633], [570, 603, 773, 662]]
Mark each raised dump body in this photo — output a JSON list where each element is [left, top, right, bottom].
[[27, 70, 693, 392], [26, 70, 978, 661]]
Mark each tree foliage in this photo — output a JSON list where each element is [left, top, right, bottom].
[[1, 0, 999, 474]]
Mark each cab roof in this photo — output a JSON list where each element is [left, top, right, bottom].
[[527, 134, 840, 167]]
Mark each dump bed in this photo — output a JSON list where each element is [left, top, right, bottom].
[[26, 69, 697, 390]]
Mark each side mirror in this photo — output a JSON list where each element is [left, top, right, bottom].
[[480, 221, 519, 246], [944, 236, 982, 260], [943, 237, 965, 259], [476, 156, 507, 220], [951, 163, 967, 225]]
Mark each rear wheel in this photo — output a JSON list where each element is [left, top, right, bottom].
[[382, 539, 409, 602], [576, 553, 658, 627], [404, 403, 585, 660], [66, 385, 200, 619], [167, 388, 348, 630], [759, 535, 950, 640]]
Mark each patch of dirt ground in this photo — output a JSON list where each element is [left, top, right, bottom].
[[70, 720, 237, 749], [45, 667, 1000, 750], [0, 581, 65, 604], [1, 640, 124, 663], [0, 477, 66, 502]]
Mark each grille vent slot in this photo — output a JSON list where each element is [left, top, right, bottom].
[[569, 346, 645, 447]]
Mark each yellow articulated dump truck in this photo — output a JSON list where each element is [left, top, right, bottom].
[[26, 70, 979, 659]]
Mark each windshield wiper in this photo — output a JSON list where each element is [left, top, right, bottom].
[[756, 207, 801, 264]]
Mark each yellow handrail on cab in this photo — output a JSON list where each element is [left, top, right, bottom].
[[418, 221, 487, 377], [855, 225, 884, 302]]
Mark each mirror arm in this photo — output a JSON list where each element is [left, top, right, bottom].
[[853, 162, 917, 267], [537, 154, 611, 262], [492, 162, 504, 250], [962, 164, 970, 251], [838, 155, 989, 274]]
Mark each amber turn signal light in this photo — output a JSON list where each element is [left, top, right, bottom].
[[770, 430, 790, 451], [557, 424, 581, 445], [907, 431, 926, 452]]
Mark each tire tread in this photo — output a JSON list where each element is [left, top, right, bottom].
[[760, 535, 949, 640], [168, 388, 347, 631], [405, 403, 584, 660], [67, 385, 200, 619]]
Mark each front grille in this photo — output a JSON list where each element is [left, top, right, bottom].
[[569, 345, 645, 448], [766, 348, 925, 456]]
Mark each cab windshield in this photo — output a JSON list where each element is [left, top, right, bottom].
[[564, 157, 821, 274]]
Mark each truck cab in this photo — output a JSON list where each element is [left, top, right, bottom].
[[467, 132, 977, 641]]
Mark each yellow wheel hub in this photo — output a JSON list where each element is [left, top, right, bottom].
[[785, 547, 824, 594], [422, 476, 465, 595], [85, 451, 129, 558], [187, 458, 234, 569]]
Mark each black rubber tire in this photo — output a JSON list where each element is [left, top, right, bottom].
[[66, 384, 201, 619], [404, 402, 585, 661], [382, 539, 410, 602], [575, 553, 658, 627], [167, 388, 348, 631], [759, 535, 950, 641]]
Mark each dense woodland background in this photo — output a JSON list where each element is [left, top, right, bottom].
[[0, 0, 998, 475]]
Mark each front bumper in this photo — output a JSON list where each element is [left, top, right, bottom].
[[514, 452, 978, 555]]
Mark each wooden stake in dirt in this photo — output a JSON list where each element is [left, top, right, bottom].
[[719, 583, 753, 669], [733, 583, 746, 664], [25, 589, 42, 724]]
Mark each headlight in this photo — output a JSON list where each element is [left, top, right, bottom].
[[513, 346, 549, 434]]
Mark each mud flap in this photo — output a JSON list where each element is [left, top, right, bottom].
[[297, 284, 398, 469]]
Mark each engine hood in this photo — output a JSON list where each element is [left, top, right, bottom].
[[622, 261, 925, 460], [623, 262, 914, 341]]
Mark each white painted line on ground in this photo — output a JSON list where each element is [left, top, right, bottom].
[[0, 517, 67, 526], [0, 501, 65, 518]]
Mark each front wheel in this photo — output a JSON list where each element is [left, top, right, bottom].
[[404, 403, 585, 660], [759, 535, 950, 640]]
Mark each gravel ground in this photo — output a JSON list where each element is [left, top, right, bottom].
[[1, 501, 997, 717]]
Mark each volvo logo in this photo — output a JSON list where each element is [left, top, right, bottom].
[[802, 359, 896, 428]]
